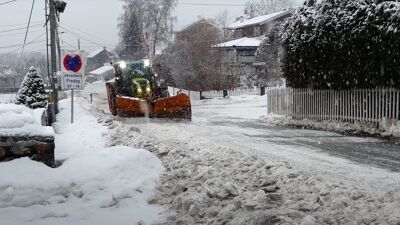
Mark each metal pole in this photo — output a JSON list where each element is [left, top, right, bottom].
[[49, 0, 58, 121], [71, 89, 74, 123], [78, 38, 80, 50], [44, 0, 51, 86]]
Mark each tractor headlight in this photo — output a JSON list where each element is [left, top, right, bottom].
[[146, 87, 151, 93], [119, 61, 127, 69], [143, 59, 151, 68], [138, 88, 143, 93]]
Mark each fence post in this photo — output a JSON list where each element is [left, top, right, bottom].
[[223, 90, 228, 98], [260, 86, 266, 96]]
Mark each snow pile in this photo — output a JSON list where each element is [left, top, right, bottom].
[[92, 110, 400, 225], [0, 94, 16, 104], [0, 104, 54, 137], [0, 99, 164, 225]]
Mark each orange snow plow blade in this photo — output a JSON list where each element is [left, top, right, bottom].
[[114, 93, 191, 120]]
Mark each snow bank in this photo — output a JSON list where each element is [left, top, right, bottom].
[[0, 104, 54, 137], [98, 113, 400, 225], [0, 93, 15, 104], [261, 115, 400, 138], [0, 99, 164, 225], [82, 84, 400, 225]]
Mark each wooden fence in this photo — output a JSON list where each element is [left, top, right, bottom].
[[267, 87, 400, 124]]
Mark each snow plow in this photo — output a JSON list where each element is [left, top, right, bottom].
[[106, 60, 191, 120]]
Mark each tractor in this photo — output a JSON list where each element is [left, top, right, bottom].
[[105, 60, 191, 120]]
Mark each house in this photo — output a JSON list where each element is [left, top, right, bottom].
[[214, 10, 292, 87], [228, 10, 292, 39], [86, 63, 115, 83], [86, 47, 116, 73], [0, 65, 19, 92], [175, 19, 222, 43]]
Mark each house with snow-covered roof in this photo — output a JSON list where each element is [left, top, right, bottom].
[[86, 47, 116, 73], [213, 10, 292, 87], [228, 10, 292, 39], [175, 19, 222, 43]]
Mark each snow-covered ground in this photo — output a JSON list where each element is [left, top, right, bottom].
[[0, 93, 16, 104], [81, 82, 400, 224], [262, 115, 400, 138], [0, 98, 164, 225], [2, 81, 400, 224]]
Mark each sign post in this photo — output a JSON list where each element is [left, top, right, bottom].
[[61, 51, 85, 124]]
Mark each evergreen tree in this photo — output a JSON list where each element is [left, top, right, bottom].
[[255, 23, 285, 86], [117, 1, 147, 60], [15, 66, 47, 109], [281, 0, 400, 89]]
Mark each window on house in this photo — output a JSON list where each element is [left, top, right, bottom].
[[254, 26, 261, 36], [239, 49, 256, 57]]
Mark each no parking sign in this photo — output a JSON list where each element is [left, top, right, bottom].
[[61, 51, 85, 90]]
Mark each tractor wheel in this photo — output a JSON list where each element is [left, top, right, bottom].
[[106, 83, 117, 116]]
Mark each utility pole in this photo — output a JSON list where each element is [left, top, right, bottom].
[[49, 0, 58, 121]]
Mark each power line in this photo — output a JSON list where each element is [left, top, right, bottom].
[[0, 32, 46, 57], [0, 29, 43, 37], [19, 0, 36, 64], [60, 22, 114, 45], [0, 20, 42, 28], [0, 0, 16, 6], [0, 24, 42, 34], [59, 26, 114, 47]]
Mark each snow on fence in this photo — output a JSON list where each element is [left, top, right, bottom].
[[168, 87, 201, 100], [202, 87, 261, 99], [267, 87, 400, 124], [168, 86, 262, 100]]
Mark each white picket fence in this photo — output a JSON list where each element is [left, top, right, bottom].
[[168, 87, 201, 100], [267, 87, 400, 124]]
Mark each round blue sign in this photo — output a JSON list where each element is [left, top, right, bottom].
[[63, 54, 83, 72]]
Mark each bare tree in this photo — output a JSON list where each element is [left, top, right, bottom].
[[157, 20, 234, 91], [145, 0, 177, 56]]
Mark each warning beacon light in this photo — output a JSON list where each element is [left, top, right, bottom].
[[54, 0, 67, 13]]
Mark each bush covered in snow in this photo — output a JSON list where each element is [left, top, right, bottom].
[[15, 66, 47, 109], [282, 0, 400, 89]]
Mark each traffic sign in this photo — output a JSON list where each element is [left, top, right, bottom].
[[63, 53, 83, 73], [61, 51, 85, 90]]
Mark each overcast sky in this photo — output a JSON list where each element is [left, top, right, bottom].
[[0, 0, 303, 55]]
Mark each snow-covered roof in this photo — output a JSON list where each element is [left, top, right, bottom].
[[213, 37, 264, 48], [177, 19, 220, 33], [87, 48, 113, 58], [0, 104, 54, 137], [89, 65, 114, 76], [228, 10, 291, 29]]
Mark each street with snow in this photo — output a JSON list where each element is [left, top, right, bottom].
[[4, 82, 399, 224], [3, 0, 400, 224]]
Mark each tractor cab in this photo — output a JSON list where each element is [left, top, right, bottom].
[[114, 60, 155, 98]]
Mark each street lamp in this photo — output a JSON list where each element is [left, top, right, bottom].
[[54, 0, 67, 13]]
